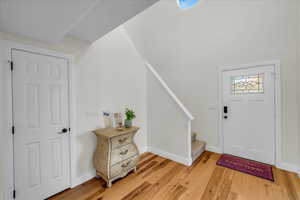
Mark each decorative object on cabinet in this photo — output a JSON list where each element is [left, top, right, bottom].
[[102, 111, 113, 128], [124, 108, 136, 128], [93, 126, 140, 187], [114, 112, 123, 128]]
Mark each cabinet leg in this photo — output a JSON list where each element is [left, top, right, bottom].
[[107, 180, 112, 188]]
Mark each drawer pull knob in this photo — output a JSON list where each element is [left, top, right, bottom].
[[118, 138, 127, 144], [121, 161, 131, 168], [120, 149, 128, 156]]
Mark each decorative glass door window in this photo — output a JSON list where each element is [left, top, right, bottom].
[[231, 74, 264, 94]]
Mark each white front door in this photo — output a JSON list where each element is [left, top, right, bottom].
[[13, 50, 71, 200], [222, 65, 275, 164]]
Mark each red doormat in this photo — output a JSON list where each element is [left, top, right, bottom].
[[217, 154, 274, 181]]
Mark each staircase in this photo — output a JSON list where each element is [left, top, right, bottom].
[[146, 61, 206, 166], [191, 133, 206, 162]]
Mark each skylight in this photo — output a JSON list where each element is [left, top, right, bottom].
[[177, 0, 199, 9]]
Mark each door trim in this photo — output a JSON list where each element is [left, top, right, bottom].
[[218, 60, 281, 166], [1, 40, 78, 200]]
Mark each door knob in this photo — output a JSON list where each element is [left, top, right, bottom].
[[58, 128, 68, 134]]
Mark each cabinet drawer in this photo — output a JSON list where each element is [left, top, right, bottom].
[[110, 143, 138, 165], [110, 155, 138, 179], [111, 133, 132, 149]]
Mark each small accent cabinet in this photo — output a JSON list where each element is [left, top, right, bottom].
[[93, 127, 140, 187]]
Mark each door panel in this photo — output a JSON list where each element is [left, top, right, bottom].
[[26, 84, 41, 128], [50, 137, 63, 179], [27, 142, 42, 189], [13, 50, 70, 200], [49, 85, 62, 125], [222, 65, 275, 164]]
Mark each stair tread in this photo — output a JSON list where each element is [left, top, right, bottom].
[[191, 140, 206, 161], [192, 140, 206, 152]]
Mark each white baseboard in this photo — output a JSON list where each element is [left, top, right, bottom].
[[140, 146, 148, 154], [71, 170, 96, 188], [148, 146, 192, 166], [276, 162, 300, 174], [206, 145, 222, 154]]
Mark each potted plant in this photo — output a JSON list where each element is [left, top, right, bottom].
[[125, 108, 136, 128]]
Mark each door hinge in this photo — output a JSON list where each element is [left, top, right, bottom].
[[13, 189, 16, 199], [10, 61, 14, 71], [12, 126, 15, 135]]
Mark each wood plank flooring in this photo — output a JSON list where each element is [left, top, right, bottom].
[[48, 152, 300, 200]]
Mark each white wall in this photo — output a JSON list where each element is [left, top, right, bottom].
[[147, 68, 190, 165], [297, 0, 300, 175], [0, 25, 147, 197], [125, 0, 300, 166], [0, 41, 6, 200], [74, 26, 147, 182]]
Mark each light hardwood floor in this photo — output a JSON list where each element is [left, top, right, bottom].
[[48, 152, 300, 200]]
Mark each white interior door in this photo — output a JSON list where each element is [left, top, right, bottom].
[[222, 65, 275, 164], [13, 50, 70, 200]]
